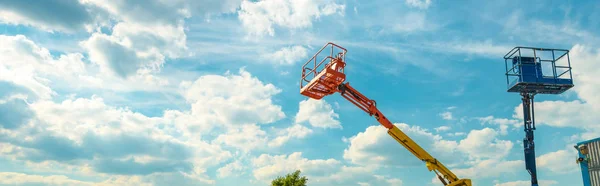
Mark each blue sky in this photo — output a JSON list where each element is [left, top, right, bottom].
[[0, 0, 599, 185]]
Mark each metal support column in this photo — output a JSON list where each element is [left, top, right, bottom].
[[521, 92, 538, 186]]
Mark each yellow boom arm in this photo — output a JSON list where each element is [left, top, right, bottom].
[[338, 83, 471, 186]]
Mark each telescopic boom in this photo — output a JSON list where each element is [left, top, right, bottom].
[[299, 42, 471, 186]]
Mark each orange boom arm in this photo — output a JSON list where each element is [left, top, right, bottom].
[[337, 82, 393, 129]]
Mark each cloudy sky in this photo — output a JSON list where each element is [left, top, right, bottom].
[[0, 0, 599, 185]]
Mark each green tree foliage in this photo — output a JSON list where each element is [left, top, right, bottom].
[[271, 170, 308, 186]]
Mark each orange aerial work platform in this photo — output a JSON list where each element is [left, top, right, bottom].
[[298, 42, 471, 186], [300, 42, 347, 100]]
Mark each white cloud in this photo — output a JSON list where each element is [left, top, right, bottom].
[[0, 66, 297, 186], [452, 159, 523, 179], [250, 152, 401, 186], [30, 96, 147, 137], [0, 0, 250, 88], [448, 132, 466, 137], [238, 0, 345, 36], [478, 116, 521, 128], [0, 66, 291, 184], [439, 111, 453, 120], [0, 34, 173, 95], [295, 99, 341, 129], [503, 11, 600, 46], [438, 106, 458, 121], [217, 160, 244, 178], [181, 68, 285, 126], [162, 110, 216, 139], [213, 124, 269, 152], [0, 0, 98, 33], [81, 22, 188, 78], [0, 172, 180, 186], [182, 68, 302, 152], [174, 67, 324, 153], [498, 125, 509, 135], [25, 96, 233, 162], [0, 35, 52, 66], [0, 0, 245, 34], [343, 123, 515, 176], [73, 0, 241, 80], [457, 128, 513, 160], [146, 171, 221, 186], [0, 65, 54, 101], [213, 101, 315, 150], [82, 33, 147, 78], [477, 116, 520, 136], [391, 12, 431, 33], [82, 0, 184, 25], [321, 3, 345, 15], [570, 45, 600, 105], [512, 100, 595, 129], [64, 0, 247, 82], [262, 45, 308, 65], [340, 125, 392, 167], [434, 126, 451, 132], [0, 172, 96, 186], [429, 40, 512, 58], [0, 94, 235, 184], [96, 175, 153, 186], [81, 0, 242, 25], [325, 166, 376, 184], [405, 0, 432, 9], [0, 34, 95, 100], [495, 180, 558, 186], [268, 124, 313, 147], [537, 149, 579, 174], [343, 123, 458, 167], [477, 116, 520, 135], [111, 22, 188, 59], [324, 169, 403, 186]]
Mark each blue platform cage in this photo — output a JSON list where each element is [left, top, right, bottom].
[[576, 137, 600, 186], [504, 46, 574, 94]]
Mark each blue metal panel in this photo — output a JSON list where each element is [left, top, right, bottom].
[[577, 137, 600, 186], [580, 148, 592, 186], [507, 82, 574, 94], [578, 137, 600, 146]]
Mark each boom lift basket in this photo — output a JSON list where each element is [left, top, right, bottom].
[[300, 42, 347, 100], [504, 46, 574, 94]]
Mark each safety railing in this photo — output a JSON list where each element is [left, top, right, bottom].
[[300, 42, 347, 90], [503, 46, 573, 90]]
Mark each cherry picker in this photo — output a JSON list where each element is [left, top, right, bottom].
[[300, 42, 471, 186], [503, 46, 574, 186]]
